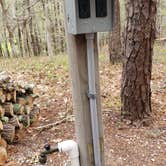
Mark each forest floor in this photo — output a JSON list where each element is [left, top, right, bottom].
[[0, 43, 166, 166]]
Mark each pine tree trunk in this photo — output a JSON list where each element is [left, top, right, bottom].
[[109, 0, 122, 63], [121, 0, 157, 121]]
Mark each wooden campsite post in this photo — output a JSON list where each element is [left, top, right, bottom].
[[64, 0, 114, 165], [66, 33, 105, 166]]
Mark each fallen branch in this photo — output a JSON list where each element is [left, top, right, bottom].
[[34, 115, 74, 132]]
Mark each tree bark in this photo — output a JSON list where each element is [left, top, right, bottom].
[[109, 0, 122, 63], [121, 0, 157, 121], [28, 0, 36, 56], [44, 0, 54, 56], [17, 23, 24, 57], [27, 0, 39, 56], [0, 0, 18, 57], [0, 40, 3, 57]]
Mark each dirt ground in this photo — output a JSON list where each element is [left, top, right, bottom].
[[1, 55, 165, 166]]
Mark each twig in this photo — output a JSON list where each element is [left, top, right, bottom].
[[34, 115, 74, 132]]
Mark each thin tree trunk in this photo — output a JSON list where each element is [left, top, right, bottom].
[[121, 0, 157, 121], [10, 0, 16, 17], [53, 0, 58, 54], [34, 25, 41, 55], [3, 27, 10, 58], [109, 0, 122, 63], [8, 31, 17, 57], [28, 0, 39, 56], [18, 23, 23, 57], [29, 15, 36, 56], [9, 0, 18, 57], [22, 23, 30, 57], [44, 0, 54, 56], [25, 26, 31, 57], [0, 0, 17, 57], [0, 41, 3, 57]]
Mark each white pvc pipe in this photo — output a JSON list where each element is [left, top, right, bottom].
[[86, 33, 101, 166], [58, 140, 80, 166]]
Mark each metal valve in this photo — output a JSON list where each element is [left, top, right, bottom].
[[39, 144, 59, 164]]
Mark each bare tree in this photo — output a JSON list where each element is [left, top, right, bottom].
[[0, 0, 18, 57], [109, 0, 122, 63], [44, 0, 54, 56], [0, 0, 68, 57]]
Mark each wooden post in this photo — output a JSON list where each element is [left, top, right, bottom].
[[66, 33, 105, 166]]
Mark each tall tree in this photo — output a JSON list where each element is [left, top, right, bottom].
[[0, 0, 18, 57], [44, 0, 54, 56], [121, 0, 157, 120], [0, 0, 68, 57], [28, 0, 37, 56], [109, 0, 122, 63]]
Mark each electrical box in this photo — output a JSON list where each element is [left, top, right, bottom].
[[64, 0, 114, 34]]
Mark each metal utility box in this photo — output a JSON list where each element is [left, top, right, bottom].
[[64, 0, 114, 34]]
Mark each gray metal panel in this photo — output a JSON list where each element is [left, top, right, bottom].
[[64, 0, 114, 34], [64, 0, 77, 34]]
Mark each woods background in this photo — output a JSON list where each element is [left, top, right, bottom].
[[0, 0, 165, 58]]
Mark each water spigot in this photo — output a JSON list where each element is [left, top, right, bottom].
[[39, 144, 59, 164]]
